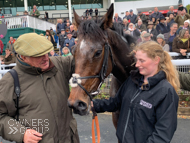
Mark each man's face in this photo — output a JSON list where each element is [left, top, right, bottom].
[[67, 34, 72, 39], [130, 11, 133, 15], [154, 7, 158, 12], [22, 54, 50, 71], [170, 6, 174, 11], [126, 12, 129, 16], [33, 5, 36, 9], [170, 24, 178, 33], [138, 21, 142, 26], [61, 31, 65, 35], [144, 36, 151, 41], [67, 23, 70, 26], [10, 37, 13, 41], [115, 13, 118, 18]]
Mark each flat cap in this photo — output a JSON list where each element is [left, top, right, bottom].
[[143, 33, 150, 38], [14, 33, 54, 57]]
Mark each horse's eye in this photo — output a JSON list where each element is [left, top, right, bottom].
[[94, 50, 102, 57]]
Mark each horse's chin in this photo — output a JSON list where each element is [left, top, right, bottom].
[[73, 103, 91, 116]]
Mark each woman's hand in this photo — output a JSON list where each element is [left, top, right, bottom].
[[91, 101, 94, 107]]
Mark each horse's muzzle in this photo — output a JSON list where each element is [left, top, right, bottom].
[[67, 99, 89, 115]]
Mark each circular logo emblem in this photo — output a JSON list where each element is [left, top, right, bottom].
[[0, 20, 7, 39]]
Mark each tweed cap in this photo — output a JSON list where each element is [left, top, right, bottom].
[[143, 33, 150, 38], [14, 33, 53, 57]]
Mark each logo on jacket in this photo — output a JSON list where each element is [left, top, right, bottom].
[[140, 100, 152, 109]]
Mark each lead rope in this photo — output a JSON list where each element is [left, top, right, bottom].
[[91, 106, 101, 143]]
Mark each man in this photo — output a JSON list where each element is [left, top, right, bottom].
[[6, 37, 15, 53], [135, 19, 147, 32], [65, 23, 71, 31], [164, 23, 178, 52], [146, 10, 152, 24], [178, 3, 188, 13], [30, 5, 40, 18], [136, 11, 147, 25], [123, 11, 129, 20], [140, 33, 152, 44], [167, 6, 174, 17], [0, 48, 15, 65], [0, 33, 79, 143], [150, 7, 164, 21], [127, 9, 137, 24], [95, 8, 98, 16], [175, 7, 190, 28], [57, 19, 65, 34], [59, 29, 67, 51], [0, 39, 3, 55], [89, 8, 93, 16], [64, 31, 75, 52], [114, 13, 122, 24], [127, 23, 140, 39]]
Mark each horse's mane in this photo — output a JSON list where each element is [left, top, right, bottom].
[[77, 19, 136, 46], [77, 20, 105, 43]]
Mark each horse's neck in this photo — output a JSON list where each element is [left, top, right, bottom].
[[111, 48, 134, 83]]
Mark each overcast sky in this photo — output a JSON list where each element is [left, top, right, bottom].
[[184, 0, 189, 6]]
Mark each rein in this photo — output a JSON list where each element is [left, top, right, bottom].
[[70, 42, 114, 143]]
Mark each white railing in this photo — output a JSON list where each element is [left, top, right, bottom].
[[2, 15, 56, 31], [169, 52, 190, 59]]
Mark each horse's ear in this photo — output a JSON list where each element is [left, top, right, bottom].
[[99, 3, 114, 30], [73, 8, 82, 28]]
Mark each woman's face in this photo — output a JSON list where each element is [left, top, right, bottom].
[[148, 24, 153, 29], [135, 50, 159, 78], [63, 49, 69, 54], [157, 38, 163, 44], [46, 32, 49, 36], [184, 31, 189, 38], [129, 24, 134, 29], [152, 18, 155, 22], [169, 14, 174, 19], [184, 22, 189, 28]]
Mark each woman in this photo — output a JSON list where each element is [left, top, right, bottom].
[[46, 30, 55, 46], [147, 21, 158, 41], [122, 18, 128, 32], [172, 29, 190, 58], [92, 41, 179, 143], [176, 20, 190, 34], [62, 47, 72, 57], [157, 34, 170, 52], [126, 23, 140, 40], [156, 16, 169, 34], [167, 13, 175, 31]]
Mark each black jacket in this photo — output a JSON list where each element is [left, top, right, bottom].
[[147, 28, 158, 41], [156, 22, 169, 34], [93, 70, 179, 143]]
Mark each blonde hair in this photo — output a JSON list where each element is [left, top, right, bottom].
[[179, 29, 189, 38], [134, 41, 180, 92], [123, 18, 128, 23]]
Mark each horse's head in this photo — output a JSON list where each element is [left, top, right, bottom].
[[68, 4, 114, 115]]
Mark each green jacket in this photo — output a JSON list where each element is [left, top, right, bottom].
[[174, 13, 190, 28], [178, 72, 190, 91], [62, 52, 72, 57], [30, 9, 40, 18], [0, 56, 79, 143]]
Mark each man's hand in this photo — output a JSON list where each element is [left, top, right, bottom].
[[150, 34, 153, 37], [66, 44, 69, 47], [23, 129, 42, 143]]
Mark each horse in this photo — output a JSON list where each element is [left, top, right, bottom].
[[68, 3, 136, 133]]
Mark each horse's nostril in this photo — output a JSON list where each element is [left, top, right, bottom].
[[78, 101, 87, 110]]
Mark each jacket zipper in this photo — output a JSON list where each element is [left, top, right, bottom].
[[122, 89, 142, 143]]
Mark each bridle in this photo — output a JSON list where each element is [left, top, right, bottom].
[[70, 42, 115, 101]]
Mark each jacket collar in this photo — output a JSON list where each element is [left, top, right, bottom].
[[130, 69, 166, 90], [16, 55, 56, 75]]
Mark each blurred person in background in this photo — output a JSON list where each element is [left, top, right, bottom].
[[62, 47, 72, 57], [122, 19, 129, 32], [172, 29, 190, 58], [147, 21, 158, 41], [114, 13, 123, 24], [176, 20, 190, 34], [135, 19, 147, 32], [30, 5, 40, 18], [127, 9, 137, 24], [157, 34, 170, 52]]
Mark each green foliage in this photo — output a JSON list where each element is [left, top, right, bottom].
[[186, 97, 189, 102], [94, 83, 110, 99], [186, 4, 190, 12]]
